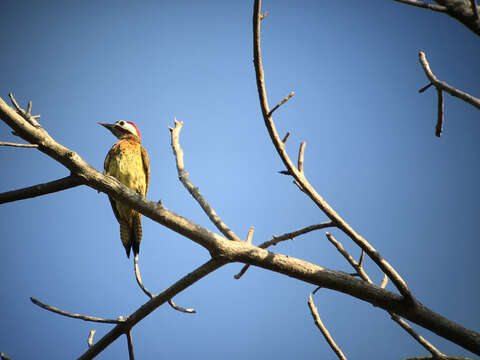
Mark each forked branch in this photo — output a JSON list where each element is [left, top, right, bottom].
[[252, 0, 413, 301], [169, 118, 241, 242]]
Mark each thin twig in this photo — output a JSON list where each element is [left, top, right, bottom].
[[436, 89, 444, 137], [325, 233, 373, 284], [88, 330, 96, 348], [260, 10, 269, 20], [168, 299, 196, 314], [0, 141, 38, 148], [134, 254, 154, 299], [0, 353, 12, 360], [391, 314, 447, 359], [246, 226, 255, 244], [268, 91, 294, 116], [419, 83, 433, 93], [419, 51, 480, 110], [380, 274, 389, 289], [234, 222, 335, 279], [169, 118, 241, 242], [392, 0, 447, 12], [9, 93, 41, 127], [126, 331, 135, 360], [134, 254, 196, 313], [308, 293, 347, 360], [253, 0, 414, 301], [30, 297, 122, 324], [0, 175, 84, 204], [297, 142, 306, 174], [282, 132, 290, 143], [77, 259, 224, 359], [358, 249, 365, 268]]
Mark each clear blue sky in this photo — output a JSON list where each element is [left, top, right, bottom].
[[1, 1, 479, 359]]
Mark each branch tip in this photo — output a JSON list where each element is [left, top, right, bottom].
[[88, 330, 96, 348]]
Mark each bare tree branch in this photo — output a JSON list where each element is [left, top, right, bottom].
[[326, 234, 446, 358], [393, 0, 448, 12], [245, 226, 255, 244], [234, 221, 335, 279], [9, 94, 41, 127], [392, 314, 447, 360], [326, 232, 373, 284], [169, 118, 241, 242], [126, 331, 135, 360], [434, 0, 480, 36], [252, 0, 413, 302], [0, 141, 38, 148], [0, 353, 12, 360], [436, 88, 445, 137], [134, 254, 154, 299], [308, 293, 347, 360], [134, 254, 196, 313], [419, 51, 480, 110], [268, 91, 294, 116], [1, 98, 479, 354], [87, 330, 96, 348], [30, 297, 122, 324], [0, 175, 84, 204], [471, 0, 479, 19], [77, 259, 225, 360], [167, 299, 195, 314]]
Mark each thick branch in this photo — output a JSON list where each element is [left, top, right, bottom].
[[435, 0, 480, 36], [0, 175, 84, 204], [169, 118, 241, 242], [1, 98, 479, 355], [252, 0, 413, 301]]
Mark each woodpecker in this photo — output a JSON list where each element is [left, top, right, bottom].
[[99, 120, 150, 258]]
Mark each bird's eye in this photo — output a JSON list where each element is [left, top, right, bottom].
[[119, 121, 125, 126]]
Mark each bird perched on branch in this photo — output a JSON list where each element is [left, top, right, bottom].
[[99, 120, 150, 258]]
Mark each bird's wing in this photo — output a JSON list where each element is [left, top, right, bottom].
[[141, 146, 150, 194], [103, 146, 122, 224]]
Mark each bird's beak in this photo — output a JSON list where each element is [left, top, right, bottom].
[[98, 122, 115, 130]]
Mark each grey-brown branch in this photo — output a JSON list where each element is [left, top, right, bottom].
[[1, 96, 479, 355]]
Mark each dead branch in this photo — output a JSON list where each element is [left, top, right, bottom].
[[391, 314, 447, 360], [1, 76, 479, 360], [134, 254, 154, 299], [126, 331, 135, 360], [77, 259, 224, 360], [169, 118, 241, 242], [268, 91, 294, 116], [393, 0, 447, 12], [0, 141, 38, 147], [234, 221, 335, 279], [308, 293, 347, 360], [87, 330, 96, 348], [134, 254, 195, 313], [326, 233, 373, 284], [419, 51, 480, 110], [252, 0, 413, 302], [436, 88, 445, 137], [0, 175, 84, 204], [30, 297, 122, 324]]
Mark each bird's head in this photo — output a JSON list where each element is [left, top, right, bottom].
[[98, 120, 141, 140]]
